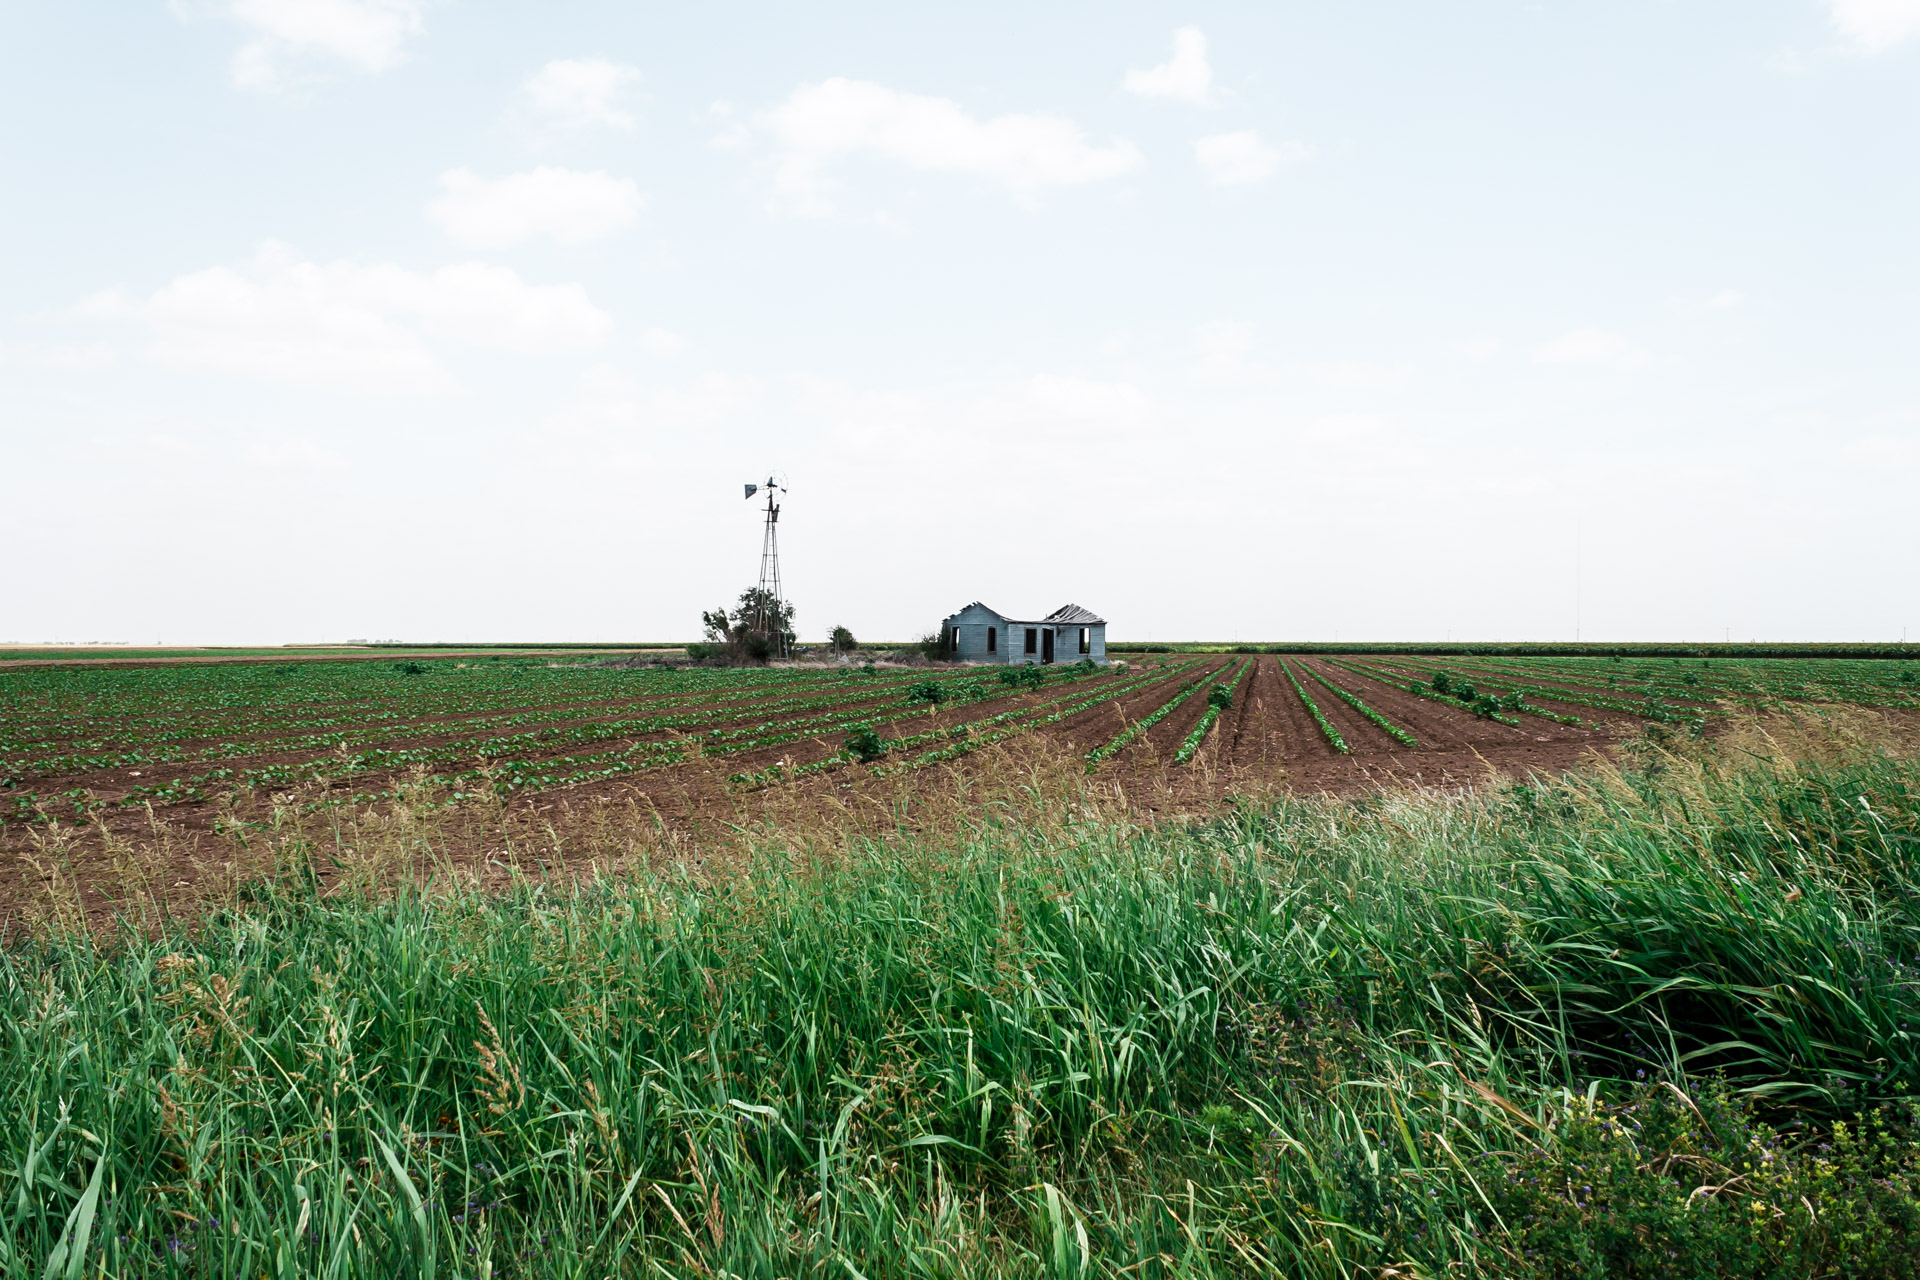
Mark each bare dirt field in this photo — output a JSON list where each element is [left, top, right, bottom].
[[2, 651, 1704, 927]]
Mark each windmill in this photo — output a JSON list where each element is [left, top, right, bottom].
[[742, 474, 789, 658]]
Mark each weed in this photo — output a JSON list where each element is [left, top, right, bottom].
[[906, 680, 950, 704], [843, 726, 886, 762]]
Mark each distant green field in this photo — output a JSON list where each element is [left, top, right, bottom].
[[0, 644, 673, 664]]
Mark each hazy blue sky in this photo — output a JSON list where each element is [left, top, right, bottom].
[[2, 1, 1916, 644]]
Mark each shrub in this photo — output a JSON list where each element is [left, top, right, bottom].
[[1431, 672, 1452, 694], [393, 661, 427, 676], [999, 665, 1045, 690], [1478, 1084, 1920, 1279], [906, 680, 948, 704], [1207, 683, 1233, 710], [699, 588, 797, 665], [842, 727, 886, 762], [829, 625, 857, 653]]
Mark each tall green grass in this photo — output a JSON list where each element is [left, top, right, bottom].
[[4, 738, 1919, 1276]]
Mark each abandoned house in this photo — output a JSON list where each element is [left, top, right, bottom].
[[939, 602, 1108, 665]]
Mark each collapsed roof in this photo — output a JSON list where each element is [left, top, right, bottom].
[[947, 602, 1106, 626]]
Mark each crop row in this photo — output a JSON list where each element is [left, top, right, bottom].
[[731, 662, 1194, 790], [1382, 662, 1592, 727], [0, 658, 867, 757], [878, 664, 1199, 778], [334, 662, 1139, 805], [1512, 655, 1920, 708], [1398, 657, 1687, 711], [66, 669, 991, 813], [1083, 661, 1227, 768], [1, 664, 915, 773], [1171, 663, 1250, 765], [1327, 660, 1542, 726], [1279, 659, 1349, 753], [1299, 664, 1417, 747], [695, 667, 1113, 786], [1369, 658, 1678, 723]]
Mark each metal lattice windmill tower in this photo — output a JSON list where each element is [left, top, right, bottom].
[[743, 474, 788, 658]]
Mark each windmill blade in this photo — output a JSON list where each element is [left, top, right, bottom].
[[744, 484, 758, 499]]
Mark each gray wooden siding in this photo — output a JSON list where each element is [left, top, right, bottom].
[[938, 606, 1109, 665]]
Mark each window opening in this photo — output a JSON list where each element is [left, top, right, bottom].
[[1024, 628, 1037, 654], [987, 626, 997, 653]]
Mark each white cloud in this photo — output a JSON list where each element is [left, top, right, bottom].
[[1845, 434, 1920, 468], [1310, 360, 1414, 391], [192, 0, 431, 91], [533, 364, 642, 447], [1534, 328, 1649, 369], [640, 327, 689, 357], [244, 435, 347, 470], [757, 78, 1142, 216], [525, 366, 759, 471], [522, 58, 640, 129], [996, 373, 1149, 423], [73, 242, 610, 393], [425, 168, 644, 248], [1706, 289, 1745, 309], [1825, 0, 1920, 52], [0, 341, 117, 371], [1194, 130, 1303, 185], [1194, 321, 1253, 377], [1124, 27, 1216, 106]]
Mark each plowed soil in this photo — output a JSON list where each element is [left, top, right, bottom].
[[4, 654, 1652, 923]]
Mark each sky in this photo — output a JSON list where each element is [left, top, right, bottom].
[[2, 1, 1916, 645]]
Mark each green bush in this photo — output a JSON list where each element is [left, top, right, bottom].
[[999, 664, 1045, 689], [1479, 1084, 1920, 1278], [1207, 683, 1233, 710], [842, 726, 886, 761], [906, 680, 949, 704]]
